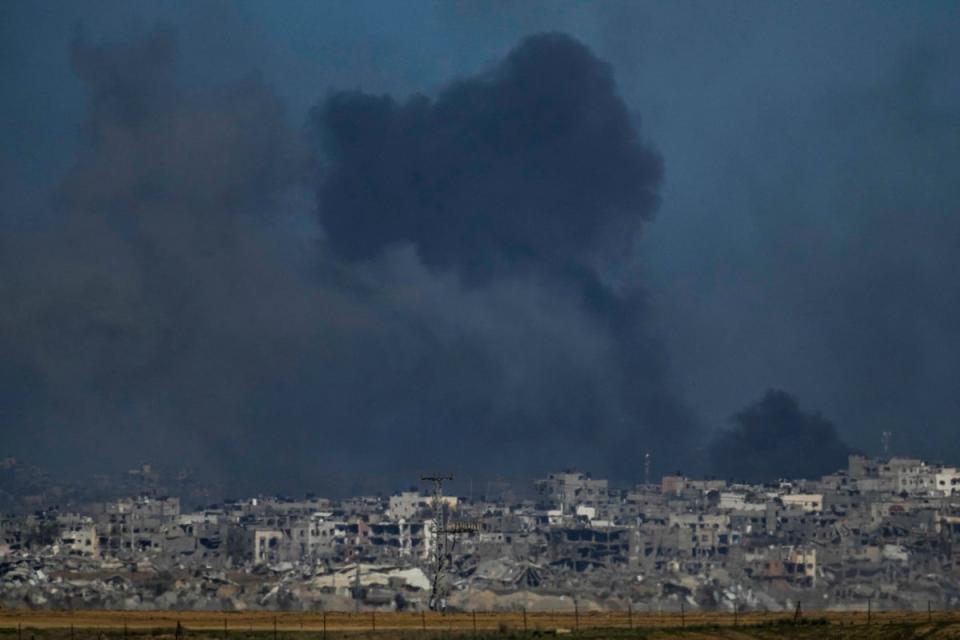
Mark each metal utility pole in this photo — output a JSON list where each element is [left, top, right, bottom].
[[419, 473, 480, 611], [881, 431, 893, 458], [644, 452, 652, 486], [422, 474, 454, 611], [354, 561, 361, 613]]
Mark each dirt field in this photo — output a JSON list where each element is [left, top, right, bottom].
[[3, 609, 960, 638]]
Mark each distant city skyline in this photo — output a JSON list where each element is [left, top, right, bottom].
[[3, 452, 960, 613]]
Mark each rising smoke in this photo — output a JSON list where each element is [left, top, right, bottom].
[[708, 390, 853, 484], [316, 33, 661, 282], [313, 32, 698, 480], [0, 29, 698, 494]]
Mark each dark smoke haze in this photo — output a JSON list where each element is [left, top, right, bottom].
[[315, 32, 696, 482], [0, 26, 695, 494], [709, 390, 853, 484], [2, 2, 959, 493]]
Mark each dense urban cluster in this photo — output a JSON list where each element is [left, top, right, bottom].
[[3, 455, 960, 613]]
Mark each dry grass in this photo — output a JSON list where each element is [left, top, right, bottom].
[[1, 609, 960, 636]]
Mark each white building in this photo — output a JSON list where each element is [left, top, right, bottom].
[[781, 494, 823, 513]]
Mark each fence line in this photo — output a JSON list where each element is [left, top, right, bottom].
[[2, 607, 959, 636]]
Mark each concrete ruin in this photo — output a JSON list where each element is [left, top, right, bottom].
[[4, 455, 960, 612]]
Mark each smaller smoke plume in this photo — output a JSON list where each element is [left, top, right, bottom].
[[709, 390, 852, 483]]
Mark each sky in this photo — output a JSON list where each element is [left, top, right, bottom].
[[1, 1, 959, 495]]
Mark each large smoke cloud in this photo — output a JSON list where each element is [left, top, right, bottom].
[[0, 28, 697, 495], [314, 32, 697, 479], [316, 33, 661, 282]]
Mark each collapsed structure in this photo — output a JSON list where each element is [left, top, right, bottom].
[[3, 455, 960, 612]]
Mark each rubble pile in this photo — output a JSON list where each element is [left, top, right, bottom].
[[5, 455, 960, 611]]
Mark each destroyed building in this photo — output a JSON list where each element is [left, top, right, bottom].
[[5, 457, 960, 612]]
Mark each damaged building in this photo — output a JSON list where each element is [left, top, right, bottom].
[[5, 457, 960, 612]]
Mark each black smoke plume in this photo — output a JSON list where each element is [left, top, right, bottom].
[[314, 32, 698, 479], [709, 390, 852, 483], [0, 29, 697, 494], [316, 32, 661, 282]]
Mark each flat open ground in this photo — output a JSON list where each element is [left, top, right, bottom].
[[3, 610, 960, 639]]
